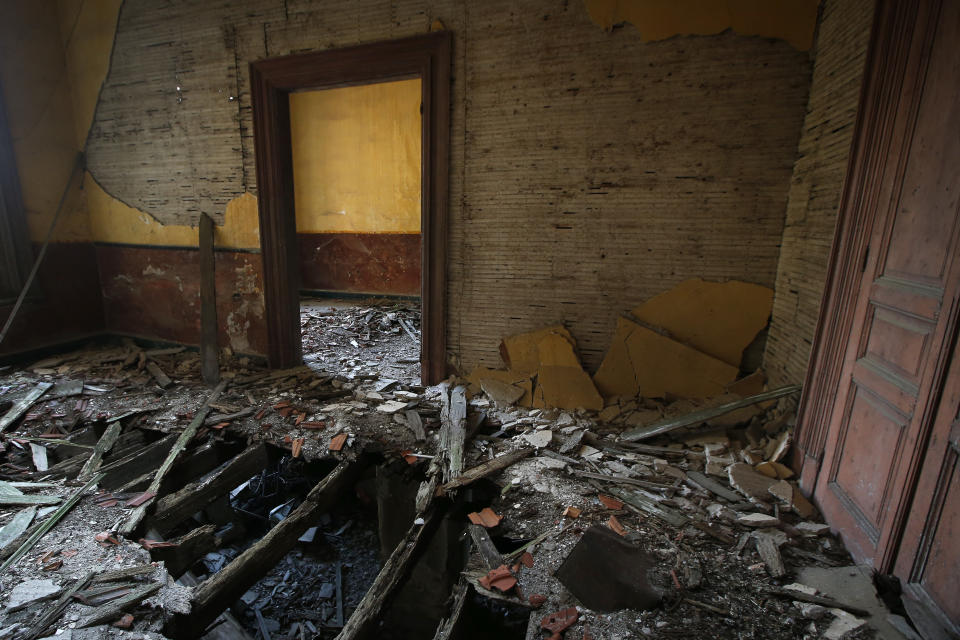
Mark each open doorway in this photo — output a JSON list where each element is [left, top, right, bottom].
[[250, 32, 451, 384], [290, 78, 423, 383]]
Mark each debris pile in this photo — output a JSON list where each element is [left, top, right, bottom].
[[0, 293, 912, 639]]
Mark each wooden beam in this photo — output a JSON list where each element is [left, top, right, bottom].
[[439, 385, 466, 482], [183, 460, 364, 634], [150, 444, 269, 534], [436, 448, 533, 496], [77, 422, 123, 481], [148, 525, 218, 578], [199, 213, 220, 386], [621, 385, 801, 441], [119, 382, 227, 537], [336, 508, 442, 640], [76, 582, 162, 628]]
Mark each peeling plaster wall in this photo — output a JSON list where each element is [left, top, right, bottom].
[[78, 0, 812, 369], [764, 0, 875, 386], [583, 0, 819, 50]]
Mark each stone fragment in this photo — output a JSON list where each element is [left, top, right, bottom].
[[728, 463, 776, 501], [737, 513, 781, 527], [522, 430, 553, 448]]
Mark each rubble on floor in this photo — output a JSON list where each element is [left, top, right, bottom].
[[0, 296, 919, 639]]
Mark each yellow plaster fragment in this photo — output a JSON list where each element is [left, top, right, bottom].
[[594, 317, 739, 400], [500, 325, 575, 375], [583, 0, 819, 51], [467, 367, 534, 407], [631, 278, 774, 367], [533, 332, 604, 411]]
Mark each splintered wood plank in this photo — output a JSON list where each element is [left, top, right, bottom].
[[437, 448, 534, 496], [184, 460, 365, 632], [440, 385, 467, 482], [199, 213, 219, 386], [469, 524, 503, 571], [145, 361, 172, 388], [621, 385, 801, 441], [150, 444, 269, 534], [76, 582, 162, 629], [77, 422, 123, 481], [0, 382, 53, 432], [148, 525, 218, 579], [336, 509, 441, 640], [119, 382, 227, 536]]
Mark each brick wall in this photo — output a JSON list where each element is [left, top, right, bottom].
[[764, 0, 875, 386], [86, 0, 812, 371]]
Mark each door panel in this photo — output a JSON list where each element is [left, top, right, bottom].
[[815, 0, 960, 576], [896, 328, 960, 636]]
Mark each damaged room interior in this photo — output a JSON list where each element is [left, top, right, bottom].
[[0, 0, 957, 639]]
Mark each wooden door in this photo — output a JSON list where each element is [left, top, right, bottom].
[[814, 0, 960, 580], [894, 323, 960, 636]]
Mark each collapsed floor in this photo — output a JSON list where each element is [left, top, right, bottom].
[[0, 300, 919, 640]]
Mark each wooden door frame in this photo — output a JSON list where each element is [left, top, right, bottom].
[[249, 32, 451, 384]]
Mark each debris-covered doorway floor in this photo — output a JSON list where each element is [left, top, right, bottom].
[[299, 298, 421, 387]]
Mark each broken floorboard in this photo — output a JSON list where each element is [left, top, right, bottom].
[[437, 447, 533, 496], [150, 443, 269, 534], [0, 382, 53, 432], [336, 507, 443, 640], [120, 381, 227, 536], [178, 459, 366, 636]]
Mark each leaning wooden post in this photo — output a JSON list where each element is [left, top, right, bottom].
[[199, 213, 220, 386]]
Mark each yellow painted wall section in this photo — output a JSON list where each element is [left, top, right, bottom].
[[86, 175, 260, 249], [289, 79, 422, 234], [0, 3, 91, 243], [57, 0, 124, 149], [584, 0, 820, 51]]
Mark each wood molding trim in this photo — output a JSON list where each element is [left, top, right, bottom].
[[792, 0, 932, 491], [249, 32, 452, 384]]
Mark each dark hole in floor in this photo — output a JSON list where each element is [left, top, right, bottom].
[[162, 451, 537, 639]]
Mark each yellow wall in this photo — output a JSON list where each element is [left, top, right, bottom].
[[0, 0, 258, 250], [584, 0, 820, 51], [289, 79, 422, 234], [0, 3, 92, 243]]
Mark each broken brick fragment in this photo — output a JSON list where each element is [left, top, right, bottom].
[[329, 433, 348, 451], [597, 494, 624, 510], [211, 421, 230, 430], [301, 420, 325, 429], [125, 491, 156, 507], [529, 594, 547, 608], [113, 614, 134, 629], [291, 437, 304, 458], [138, 539, 177, 550], [541, 607, 579, 634], [562, 506, 581, 519], [607, 515, 626, 536], [95, 532, 120, 546], [467, 507, 503, 528], [520, 551, 534, 568], [478, 565, 517, 592], [42, 559, 63, 571]]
